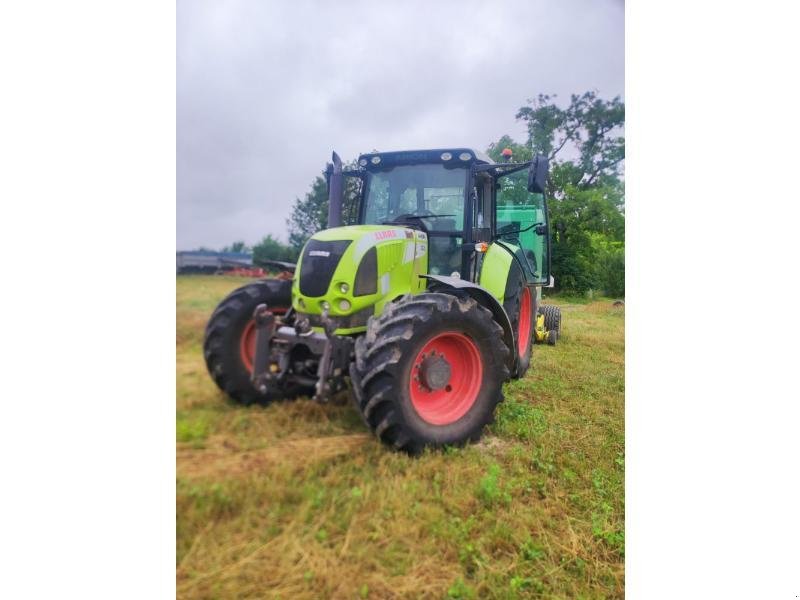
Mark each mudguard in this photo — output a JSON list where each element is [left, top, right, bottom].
[[421, 275, 517, 373]]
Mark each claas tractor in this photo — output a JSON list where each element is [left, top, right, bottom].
[[203, 148, 562, 453]]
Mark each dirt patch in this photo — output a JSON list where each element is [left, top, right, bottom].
[[475, 435, 511, 453], [178, 433, 372, 480]]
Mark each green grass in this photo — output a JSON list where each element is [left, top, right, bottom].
[[176, 275, 624, 599]]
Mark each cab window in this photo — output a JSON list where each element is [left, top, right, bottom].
[[496, 169, 549, 284]]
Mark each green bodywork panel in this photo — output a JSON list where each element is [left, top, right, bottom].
[[292, 225, 428, 334], [293, 215, 545, 336], [478, 243, 514, 303]]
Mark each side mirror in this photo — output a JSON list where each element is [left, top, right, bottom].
[[528, 154, 549, 194]]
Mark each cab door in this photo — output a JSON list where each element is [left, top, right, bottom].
[[495, 166, 550, 285]]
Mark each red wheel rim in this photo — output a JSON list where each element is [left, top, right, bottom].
[[239, 308, 285, 372], [517, 287, 532, 356], [409, 332, 483, 425]]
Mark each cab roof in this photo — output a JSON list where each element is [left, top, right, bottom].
[[357, 148, 493, 169]]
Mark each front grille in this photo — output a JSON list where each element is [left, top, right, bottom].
[[298, 239, 352, 297]]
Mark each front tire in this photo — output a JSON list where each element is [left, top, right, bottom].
[[351, 293, 510, 453], [203, 279, 302, 405]]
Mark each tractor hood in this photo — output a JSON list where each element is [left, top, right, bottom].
[[292, 225, 428, 331]]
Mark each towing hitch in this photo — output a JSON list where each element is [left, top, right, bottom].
[[250, 304, 354, 402], [312, 309, 353, 403]]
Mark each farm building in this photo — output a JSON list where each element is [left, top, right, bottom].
[[176, 250, 252, 273]]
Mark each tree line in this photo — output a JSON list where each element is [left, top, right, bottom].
[[215, 91, 624, 296]]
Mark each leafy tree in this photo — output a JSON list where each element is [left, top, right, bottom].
[[516, 91, 625, 188], [220, 240, 249, 253], [590, 233, 625, 298], [252, 234, 297, 263], [286, 161, 362, 253], [287, 176, 329, 252]]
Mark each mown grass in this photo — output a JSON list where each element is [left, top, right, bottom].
[[176, 275, 624, 599]]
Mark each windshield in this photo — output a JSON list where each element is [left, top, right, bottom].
[[362, 164, 466, 232]]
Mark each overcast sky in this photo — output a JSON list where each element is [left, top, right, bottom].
[[177, 0, 624, 250]]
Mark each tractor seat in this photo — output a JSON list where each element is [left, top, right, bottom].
[[428, 235, 461, 276]]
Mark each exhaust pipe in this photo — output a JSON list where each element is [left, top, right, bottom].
[[326, 151, 344, 228]]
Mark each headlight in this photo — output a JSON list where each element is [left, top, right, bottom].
[[339, 282, 349, 294], [339, 299, 351, 311]]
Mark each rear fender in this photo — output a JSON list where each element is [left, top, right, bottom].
[[421, 275, 516, 373]]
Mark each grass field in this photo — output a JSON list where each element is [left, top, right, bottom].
[[176, 276, 624, 599]]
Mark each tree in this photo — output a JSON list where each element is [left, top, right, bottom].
[[220, 240, 249, 253], [286, 160, 362, 253], [516, 91, 625, 188], [252, 234, 297, 264], [490, 92, 625, 295], [287, 176, 329, 252]]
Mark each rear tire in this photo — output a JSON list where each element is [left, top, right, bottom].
[[203, 279, 309, 405], [351, 293, 510, 453], [503, 266, 535, 379], [539, 304, 561, 336]]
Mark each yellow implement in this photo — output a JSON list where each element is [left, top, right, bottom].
[[534, 306, 561, 345]]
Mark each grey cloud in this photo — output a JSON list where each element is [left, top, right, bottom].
[[178, 0, 623, 249]]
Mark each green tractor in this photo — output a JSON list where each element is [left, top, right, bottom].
[[203, 148, 562, 453]]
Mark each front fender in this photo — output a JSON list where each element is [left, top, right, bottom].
[[421, 275, 516, 373]]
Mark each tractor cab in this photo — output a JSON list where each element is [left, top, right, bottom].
[[357, 149, 480, 277], [344, 148, 551, 292]]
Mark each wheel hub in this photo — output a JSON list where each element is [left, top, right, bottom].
[[417, 351, 451, 391], [408, 331, 483, 426]]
